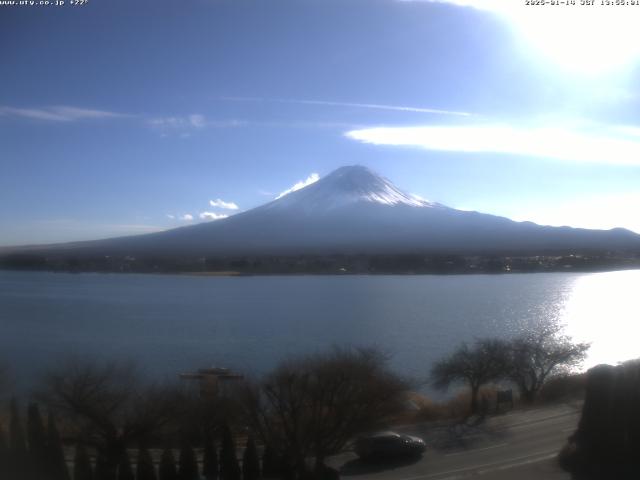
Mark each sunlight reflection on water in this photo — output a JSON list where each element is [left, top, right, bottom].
[[1, 270, 639, 390], [561, 270, 640, 369]]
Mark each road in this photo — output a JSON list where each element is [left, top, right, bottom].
[[329, 402, 581, 480]]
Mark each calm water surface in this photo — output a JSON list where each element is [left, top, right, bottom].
[[1, 270, 638, 389]]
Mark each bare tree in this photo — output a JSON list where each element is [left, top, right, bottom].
[[38, 358, 183, 475], [506, 323, 589, 404], [242, 346, 409, 479], [431, 339, 508, 415]]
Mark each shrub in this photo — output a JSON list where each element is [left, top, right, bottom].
[[538, 374, 586, 404]]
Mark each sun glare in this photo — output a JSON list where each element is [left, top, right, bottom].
[[471, 1, 640, 74], [562, 270, 640, 369]]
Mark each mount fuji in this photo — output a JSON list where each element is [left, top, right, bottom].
[[5, 165, 640, 258]]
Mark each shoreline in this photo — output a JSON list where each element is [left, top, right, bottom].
[[2, 264, 640, 277]]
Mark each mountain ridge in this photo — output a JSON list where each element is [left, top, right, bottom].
[[2, 165, 640, 259]]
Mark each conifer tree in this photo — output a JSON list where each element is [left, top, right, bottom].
[[220, 425, 240, 480], [242, 436, 260, 480], [202, 436, 218, 480], [117, 451, 135, 480], [95, 452, 116, 480], [159, 448, 178, 480], [279, 455, 294, 480], [136, 446, 157, 480], [47, 412, 71, 480], [9, 398, 28, 478], [178, 441, 199, 480], [27, 403, 48, 478], [73, 444, 94, 480], [261, 444, 279, 479], [0, 423, 9, 479]]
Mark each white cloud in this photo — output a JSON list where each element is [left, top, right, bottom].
[[180, 214, 194, 221], [0, 105, 125, 122], [276, 173, 320, 199], [209, 198, 239, 210], [345, 123, 640, 166], [166, 214, 176, 220], [222, 97, 471, 117], [199, 211, 229, 221]]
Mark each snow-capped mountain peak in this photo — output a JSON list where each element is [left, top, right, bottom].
[[265, 165, 441, 213]]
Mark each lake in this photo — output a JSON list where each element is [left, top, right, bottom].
[[1, 270, 638, 391]]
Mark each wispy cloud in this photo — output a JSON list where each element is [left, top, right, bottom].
[[180, 214, 194, 221], [149, 114, 207, 130], [222, 97, 472, 117], [34, 219, 162, 232], [0, 105, 126, 122], [199, 211, 229, 221], [276, 173, 320, 199], [209, 198, 239, 210], [0, 103, 355, 132], [149, 114, 244, 136], [345, 123, 640, 166]]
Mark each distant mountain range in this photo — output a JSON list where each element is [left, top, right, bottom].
[[3, 165, 640, 260]]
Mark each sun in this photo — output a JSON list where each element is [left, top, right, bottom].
[[450, 0, 640, 75], [512, 5, 640, 74]]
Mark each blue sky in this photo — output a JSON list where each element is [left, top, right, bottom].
[[2, 0, 640, 246]]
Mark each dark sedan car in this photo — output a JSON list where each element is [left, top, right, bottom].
[[355, 431, 426, 461]]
